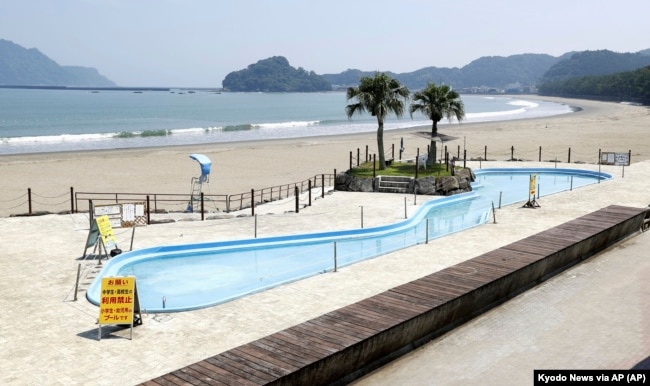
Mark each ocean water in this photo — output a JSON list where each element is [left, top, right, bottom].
[[0, 88, 573, 155]]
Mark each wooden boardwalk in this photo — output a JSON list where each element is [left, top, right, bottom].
[[139, 205, 646, 386]]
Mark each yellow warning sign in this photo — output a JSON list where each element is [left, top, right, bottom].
[[98, 276, 136, 325], [529, 174, 537, 196], [96, 215, 118, 251]]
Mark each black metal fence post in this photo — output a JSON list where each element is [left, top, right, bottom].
[[294, 186, 299, 213], [373, 154, 376, 179], [146, 195, 151, 225], [28, 188, 32, 214], [251, 189, 255, 216], [200, 192, 205, 221]]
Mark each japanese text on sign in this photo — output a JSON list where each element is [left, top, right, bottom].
[[98, 277, 135, 325], [96, 215, 118, 250]]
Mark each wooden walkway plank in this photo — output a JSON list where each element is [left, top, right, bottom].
[[390, 282, 454, 305], [372, 292, 433, 314], [189, 361, 259, 386], [217, 350, 285, 381], [272, 330, 340, 355], [172, 363, 229, 385], [301, 319, 367, 344], [249, 339, 316, 368], [287, 324, 350, 350], [382, 288, 445, 308], [356, 297, 423, 321], [203, 356, 272, 384], [327, 308, 397, 332], [169, 369, 207, 386], [143, 376, 188, 386], [229, 347, 295, 378], [265, 332, 336, 359], [309, 315, 378, 340], [234, 345, 300, 375]]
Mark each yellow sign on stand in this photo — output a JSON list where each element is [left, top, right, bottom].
[[97, 276, 141, 340], [96, 215, 118, 251], [99, 276, 136, 324], [529, 174, 537, 196], [523, 173, 540, 208]]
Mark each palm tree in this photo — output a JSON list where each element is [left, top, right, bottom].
[[409, 82, 465, 166], [346, 72, 410, 170]]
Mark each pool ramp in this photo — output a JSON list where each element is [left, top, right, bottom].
[[138, 205, 646, 386]]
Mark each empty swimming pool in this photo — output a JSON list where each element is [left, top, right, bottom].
[[87, 168, 611, 312]]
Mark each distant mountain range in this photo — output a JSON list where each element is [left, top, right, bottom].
[[2, 38, 649, 92], [0, 39, 115, 87], [322, 50, 650, 91], [225, 50, 650, 93]]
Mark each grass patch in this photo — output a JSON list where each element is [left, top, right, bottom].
[[347, 160, 453, 178]]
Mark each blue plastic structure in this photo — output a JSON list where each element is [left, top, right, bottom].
[[187, 154, 212, 212]]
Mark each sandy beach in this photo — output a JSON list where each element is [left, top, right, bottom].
[[0, 96, 648, 385], [0, 96, 648, 218]]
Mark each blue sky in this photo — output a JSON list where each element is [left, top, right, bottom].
[[1, 0, 648, 87]]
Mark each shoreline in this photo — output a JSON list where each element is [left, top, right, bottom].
[[0, 93, 575, 157], [0, 96, 648, 217], [0, 96, 594, 161]]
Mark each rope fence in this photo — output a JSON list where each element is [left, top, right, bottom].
[[350, 142, 632, 170], [0, 174, 336, 220]]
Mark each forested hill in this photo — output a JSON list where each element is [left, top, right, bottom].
[[538, 65, 650, 104], [540, 50, 650, 83], [0, 39, 116, 87], [322, 54, 561, 90], [222, 56, 331, 92]]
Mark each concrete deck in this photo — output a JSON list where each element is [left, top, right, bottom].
[[1, 161, 648, 385]]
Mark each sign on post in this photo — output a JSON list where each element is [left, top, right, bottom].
[[523, 173, 540, 208], [600, 152, 630, 166], [97, 276, 141, 340], [94, 202, 147, 228], [96, 215, 118, 252], [529, 173, 537, 197]]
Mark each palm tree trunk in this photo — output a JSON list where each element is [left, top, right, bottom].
[[428, 121, 438, 166], [377, 119, 386, 170]]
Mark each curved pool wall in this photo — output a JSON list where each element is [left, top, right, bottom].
[[87, 168, 611, 313]]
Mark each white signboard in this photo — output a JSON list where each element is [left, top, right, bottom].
[[600, 152, 630, 166], [94, 202, 147, 228]]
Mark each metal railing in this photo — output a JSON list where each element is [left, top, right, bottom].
[[71, 174, 336, 221]]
